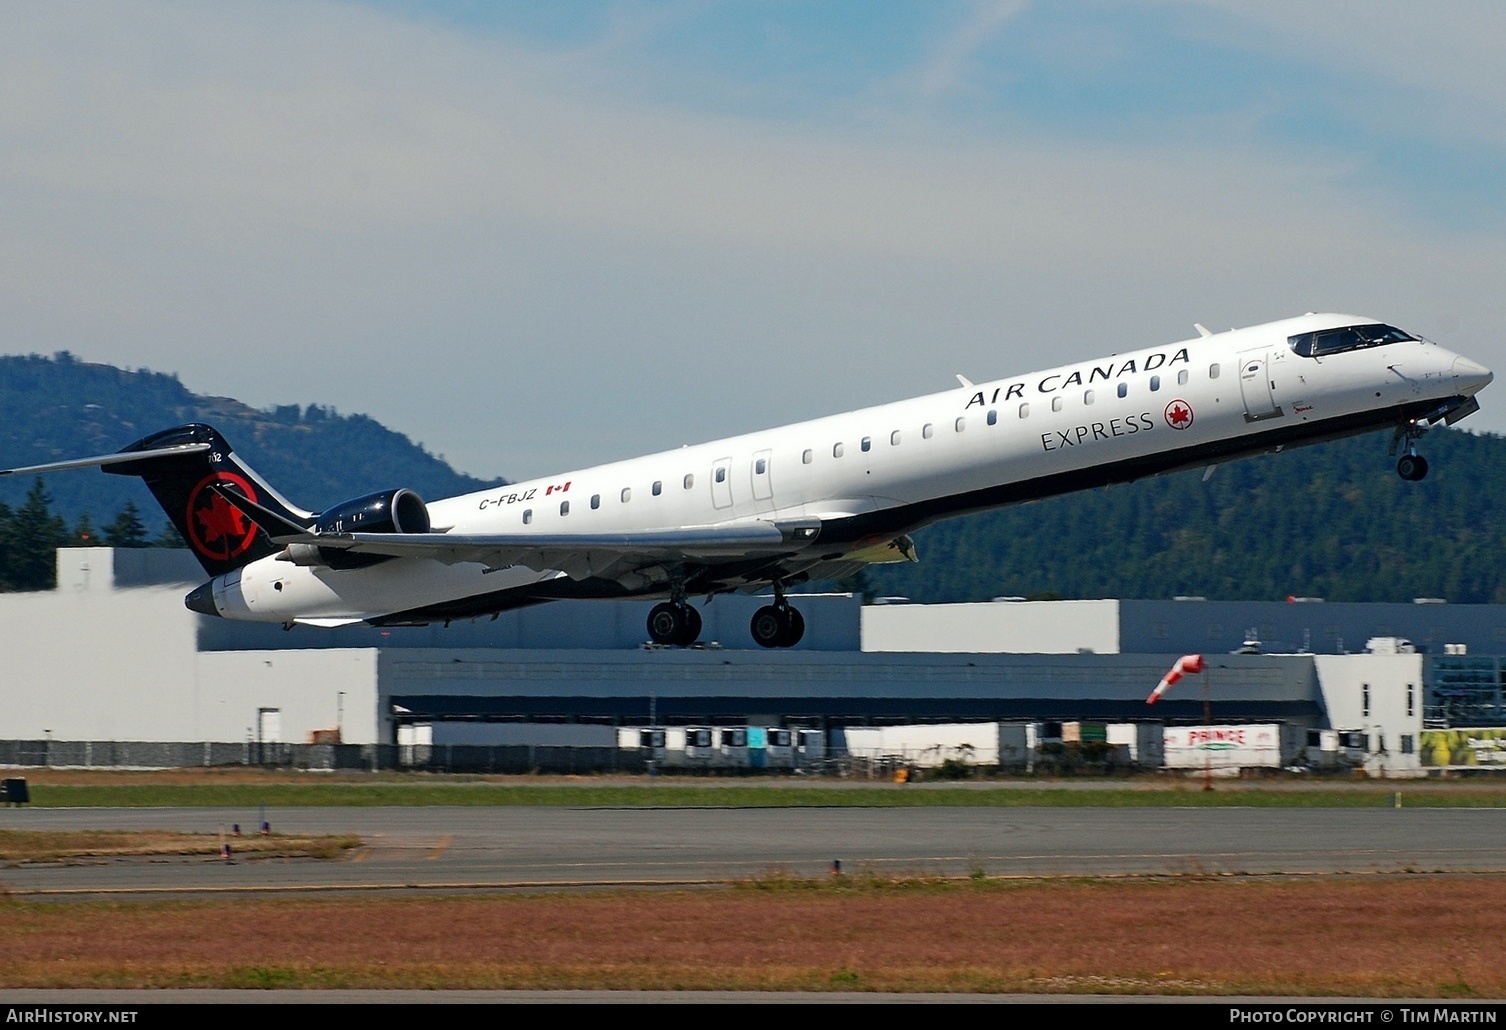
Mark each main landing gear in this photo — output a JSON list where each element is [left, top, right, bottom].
[[750, 581, 805, 649], [1391, 423, 1430, 482], [647, 600, 702, 646]]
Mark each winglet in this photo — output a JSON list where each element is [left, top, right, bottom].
[[1194, 323, 1213, 338]]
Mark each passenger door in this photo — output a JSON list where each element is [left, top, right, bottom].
[[1237, 348, 1282, 422]]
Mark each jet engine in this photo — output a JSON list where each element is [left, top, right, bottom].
[[283, 488, 430, 569]]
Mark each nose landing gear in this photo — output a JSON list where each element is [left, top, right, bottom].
[[750, 580, 806, 648], [1391, 423, 1430, 481], [1396, 453, 1429, 482]]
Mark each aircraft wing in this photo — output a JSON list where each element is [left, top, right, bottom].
[[273, 521, 821, 580]]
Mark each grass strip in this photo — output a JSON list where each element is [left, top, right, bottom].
[[0, 829, 360, 862], [0, 875, 1502, 994], [19, 782, 1506, 808]]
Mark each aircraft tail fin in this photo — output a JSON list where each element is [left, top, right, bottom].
[[96, 424, 312, 577]]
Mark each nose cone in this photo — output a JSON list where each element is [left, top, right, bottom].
[[185, 581, 221, 617], [1453, 356, 1494, 395]]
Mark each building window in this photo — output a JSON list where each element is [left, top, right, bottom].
[[1209, 363, 1221, 379], [621, 487, 631, 502], [922, 423, 933, 439], [1362, 683, 1370, 718], [652, 481, 662, 496], [890, 431, 900, 446], [1407, 683, 1415, 717], [1150, 375, 1160, 392], [590, 494, 600, 510], [559, 500, 569, 516], [861, 436, 871, 452], [522, 509, 533, 525], [1117, 382, 1128, 398], [833, 442, 844, 457], [1401, 734, 1415, 755], [802, 449, 812, 464]]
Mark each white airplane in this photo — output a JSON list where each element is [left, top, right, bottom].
[[1, 313, 1492, 647]]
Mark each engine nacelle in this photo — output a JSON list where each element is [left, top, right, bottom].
[[314, 488, 430, 536], [290, 488, 431, 570]]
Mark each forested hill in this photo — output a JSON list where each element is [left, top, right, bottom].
[[866, 425, 1506, 605], [0, 352, 505, 528]]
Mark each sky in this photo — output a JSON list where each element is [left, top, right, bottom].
[[2, 1, 1504, 480]]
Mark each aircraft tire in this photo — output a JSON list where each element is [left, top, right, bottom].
[[777, 607, 805, 648], [647, 602, 685, 645], [1397, 454, 1429, 481], [750, 605, 785, 648]]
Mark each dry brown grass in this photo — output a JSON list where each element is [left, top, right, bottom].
[[0, 830, 360, 863], [0, 875, 1501, 994]]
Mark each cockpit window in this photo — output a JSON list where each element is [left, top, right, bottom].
[[1288, 323, 1416, 358]]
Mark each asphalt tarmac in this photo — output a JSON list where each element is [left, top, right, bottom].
[[1, 804, 1504, 895]]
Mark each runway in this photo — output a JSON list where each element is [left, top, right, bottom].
[[2, 805, 1504, 895]]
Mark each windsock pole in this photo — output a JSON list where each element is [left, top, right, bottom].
[[1147, 654, 1214, 791]]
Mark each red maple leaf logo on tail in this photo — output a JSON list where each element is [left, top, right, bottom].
[[184, 473, 261, 561]]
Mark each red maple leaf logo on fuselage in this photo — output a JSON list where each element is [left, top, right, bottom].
[[1164, 400, 1194, 430]]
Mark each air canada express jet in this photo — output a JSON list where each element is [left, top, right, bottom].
[[1, 313, 1493, 647]]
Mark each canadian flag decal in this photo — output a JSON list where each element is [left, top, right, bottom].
[[544, 481, 572, 496]]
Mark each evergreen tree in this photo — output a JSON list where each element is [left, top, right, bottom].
[[153, 521, 186, 548], [103, 501, 149, 548], [3, 479, 67, 590]]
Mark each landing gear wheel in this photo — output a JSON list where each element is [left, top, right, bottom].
[[751, 605, 805, 648], [648, 602, 702, 646], [777, 607, 805, 648], [751, 605, 785, 649], [1397, 454, 1429, 481]]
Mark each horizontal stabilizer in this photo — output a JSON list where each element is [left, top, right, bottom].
[[0, 442, 211, 477]]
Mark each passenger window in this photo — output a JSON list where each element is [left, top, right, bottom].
[[1117, 382, 1128, 398], [1051, 396, 1062, 412], [1178, 369, 1189, 386], [590, 494, 600, 510], [755, 458, 767, 474], [1209, 363, 1220, 379], [1150, 375, 1160, 392], [621, 487, 631, 503], [802, 449, 813, 464], [1084, 390, 1095, 405], [987, 410, 998, 425], [522, 509, 533, 525], [922, 424, 933, 439], [833, 442, 844, 457], [652, 481, 662, 496], [559, 500, 569, 516], [954, 417, 965, 433], [684, 473, 694, 489], [714, 467, 726, 483], [1017, 403, 1028, 419], [890, 430, 900, 445], [861, 437, 871, 452]]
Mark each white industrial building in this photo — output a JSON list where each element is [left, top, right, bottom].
[[0, 548, 1476, 776]]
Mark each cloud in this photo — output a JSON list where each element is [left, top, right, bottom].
[[0, 1, 1503, 480]]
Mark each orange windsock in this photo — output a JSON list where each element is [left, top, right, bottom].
[[1147, 654, 1205, 704]]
